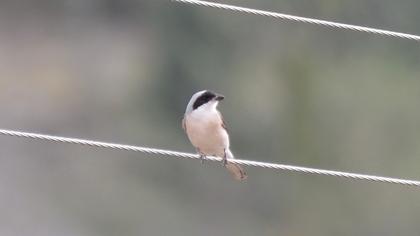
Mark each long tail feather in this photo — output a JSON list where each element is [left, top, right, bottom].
[[225, 149, 247, 181]]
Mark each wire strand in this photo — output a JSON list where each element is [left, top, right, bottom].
[[172, 0, 420, 42], [1, 128, 420, 187]]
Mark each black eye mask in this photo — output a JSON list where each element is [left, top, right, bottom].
[[192, 91, 216, 110]]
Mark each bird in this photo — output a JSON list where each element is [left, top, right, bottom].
[[182, 90, 247, 181]]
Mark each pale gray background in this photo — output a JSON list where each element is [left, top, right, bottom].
[[1, 0, 420, 235]]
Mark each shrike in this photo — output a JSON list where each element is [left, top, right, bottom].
[[183, 90, 247, 181]]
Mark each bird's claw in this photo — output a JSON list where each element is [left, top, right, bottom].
[[222, 148, 228, 166], [222, 156, 228, 166], [199, 154, 206, 164]]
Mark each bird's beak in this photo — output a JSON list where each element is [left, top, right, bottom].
[[215, 94, 225, 101]]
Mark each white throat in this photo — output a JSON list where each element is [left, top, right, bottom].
[[189, 101, 219, 119]]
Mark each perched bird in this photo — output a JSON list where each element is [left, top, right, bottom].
[[182, 90, 247, 181]]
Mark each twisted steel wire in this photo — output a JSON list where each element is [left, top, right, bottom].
[[173, 0, 420, 42], [1, 128, 420, 187]]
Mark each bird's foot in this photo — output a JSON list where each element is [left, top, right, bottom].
[[222, 157, 228, 166], [222, 149, 228, 166], [199, 154, 207, 164], [196, 148, 206, 164]]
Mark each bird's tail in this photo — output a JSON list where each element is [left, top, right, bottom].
[[225, 149, 247, 181]]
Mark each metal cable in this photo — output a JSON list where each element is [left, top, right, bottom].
[[173, 0, 420, 42], [1, 128, 420, 187]]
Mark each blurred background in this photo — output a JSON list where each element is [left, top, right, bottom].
[[1, 0, 420, 235]]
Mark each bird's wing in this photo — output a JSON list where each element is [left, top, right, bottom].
[[218, 111, 228, 131], [182, 116, 187, 133]]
